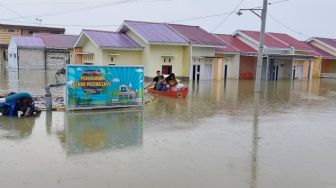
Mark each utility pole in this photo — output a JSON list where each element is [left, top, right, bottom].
[[254, 0, 268, 92]]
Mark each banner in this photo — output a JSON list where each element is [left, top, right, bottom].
[[66, 65, 144, 110]]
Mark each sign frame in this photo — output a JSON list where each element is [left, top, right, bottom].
[[65, 65, 144, 111]]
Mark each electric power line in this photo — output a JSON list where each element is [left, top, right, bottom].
[[211, 0, 245, 32], [267, 13, 310, 38], [2, 0, 171, 22], [0, 3, 40, 25]]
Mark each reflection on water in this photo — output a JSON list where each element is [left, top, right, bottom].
[[0, 117, 36, 139], [0, 69, 336, 188], [62, 110, 143, 155], [0, 65, 62, 95]]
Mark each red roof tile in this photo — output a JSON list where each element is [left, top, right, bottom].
[[215, 34, 257, 54], [239, 30, 289, 48], [169, 24, 225, 47], [268, 32, 313, 51]]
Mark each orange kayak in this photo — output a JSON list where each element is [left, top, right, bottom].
[[147, 88, 188, 98]]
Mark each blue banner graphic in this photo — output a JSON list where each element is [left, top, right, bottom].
[[66, 65, 144, 110]]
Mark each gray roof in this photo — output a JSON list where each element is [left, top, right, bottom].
[[13, 36, 44, 48], [121, 20, 188, 44], [33, 33, 78, 49], [82, 29, 142, 49]]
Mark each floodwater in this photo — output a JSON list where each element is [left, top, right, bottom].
[[1, 65, 336, 188]]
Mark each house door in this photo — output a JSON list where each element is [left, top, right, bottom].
[[192, 65, 201, 81], [204, 64, 212, 80], [296, 65, 303, 79], [272, 65, 279, 80], [162, 65, 172, 75], [292, 66, 296, 79], [224, 64, 228, 80]]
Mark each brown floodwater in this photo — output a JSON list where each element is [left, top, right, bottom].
[[1, 65, 336, 188]]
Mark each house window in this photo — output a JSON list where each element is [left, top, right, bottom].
[[9, 53, 12, 58], [111, 57, 114, 62], [162, 65, 172, 75], [14, 53, 16, 59], [3, 50, 8, 61], [163, 58, 172, 63]]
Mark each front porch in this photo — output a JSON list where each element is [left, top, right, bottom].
[[261, 54, 315, 80]]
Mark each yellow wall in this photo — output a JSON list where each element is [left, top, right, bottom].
[[80, 38, 143, 67], [81, 39, 102, 65], [213, 58, 223, 80], [148, 45, 187, 77], [102, 49, 142, 66], [312, 57, 321, 78], [293, 60, 311, 79], [126, 29, 190, 78]]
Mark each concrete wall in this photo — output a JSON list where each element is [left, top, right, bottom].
[[69, 49, 75, 64], [239, 56, 256, 79], [8, 39, 18, 69], [275, 59, 292, 79], [223, 54, 239, 79], [46, 51, 70, 70], [17, 48, 45, 69]]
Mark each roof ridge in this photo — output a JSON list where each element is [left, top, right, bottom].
[[83, 29, 118, 33], [168, 23, 199, 28], [267, 32, 291, 47], [34, 33, 78, 37], [124, 20, 163, 25], [214, 34, 240, 52]]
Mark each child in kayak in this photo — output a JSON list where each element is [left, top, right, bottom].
[[155, 75, 169, 91], [165, 73, 187, 91]]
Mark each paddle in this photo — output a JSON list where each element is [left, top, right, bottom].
[[144, 84, 155, 90]]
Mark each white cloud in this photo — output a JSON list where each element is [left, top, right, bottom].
[[76, 68, 82, 71], [135, 68, 144, 73], [112, 78, 120, 82]]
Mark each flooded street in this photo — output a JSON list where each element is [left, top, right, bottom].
[[1, 65, 336, 188]]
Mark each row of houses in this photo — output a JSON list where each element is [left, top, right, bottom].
[[0, 23, 65, 64], [8, 33, 78, 70], [4, 21, 336, 80]]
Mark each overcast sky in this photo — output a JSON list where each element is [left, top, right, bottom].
[[0, 0, 335, 40]]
